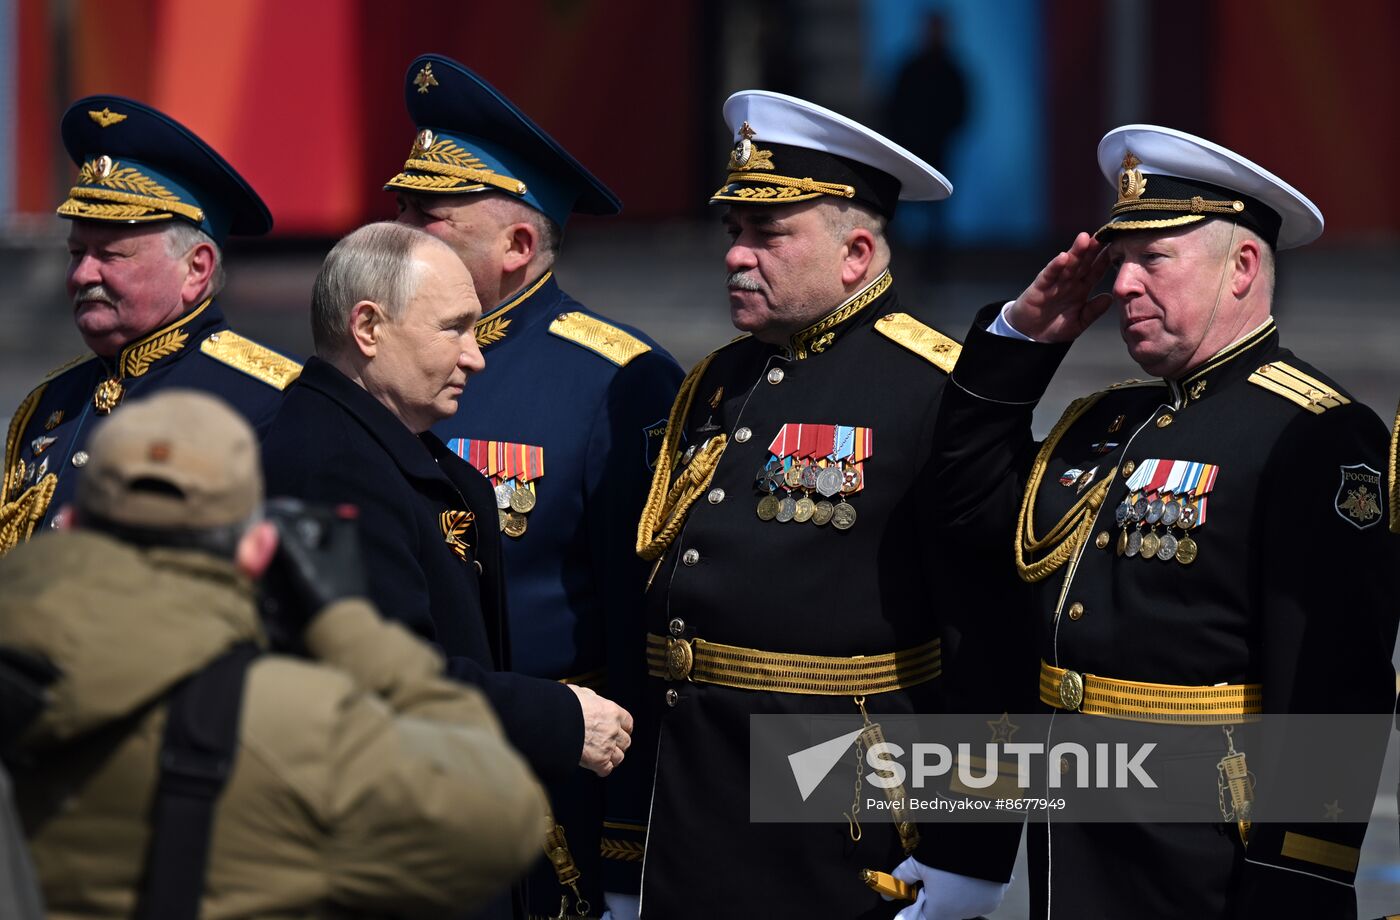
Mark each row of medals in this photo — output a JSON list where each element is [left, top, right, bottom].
[[494, 481, 536, 538], [754, 458, 861, 530], [1113, 490, 1200, 564]]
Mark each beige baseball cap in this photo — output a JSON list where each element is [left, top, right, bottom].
[[77, 390, 262, 529]]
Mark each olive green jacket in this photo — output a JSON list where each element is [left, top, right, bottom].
[[0, 530, 547, 918]]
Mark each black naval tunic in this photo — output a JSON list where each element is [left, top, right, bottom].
[[634, 274, 1031, 918], [932, 305, 1400, 919], [0, 299, 299, 554]]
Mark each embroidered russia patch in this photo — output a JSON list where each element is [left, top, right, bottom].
[[1335, 463, 1383, 530]]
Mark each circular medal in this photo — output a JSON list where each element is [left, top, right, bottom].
[[816, 466, 843, 497], [497, 508, 509, 531], [831, 501, 858, 530], [1175, 535, 1198, 565], [494, 482, 513, 510], [1140, 531, 1161, 559], [1132, 497, 1149, 522], [1156, 532, 1179, 561], [776, 497, 797, 522], [1179, 501, 1198, 529], [812, 500, 835, 526], [800, 464, 820, 490], [509, 486, 537, 514], [1126, 530, 1142, 557], [1114, 502, 1130, 527], [756, 495, 780, 521], [1116, 528, 1128, 556], [1145, 499, 1163, 525], [841, 466, 863, 494], [503, 511, 528, 538], [783, 466, 803, 489], [1161, 499, 1181, 528], [793, 496, 815, 522]]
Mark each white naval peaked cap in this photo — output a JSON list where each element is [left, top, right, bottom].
[[1097, 124, 1324, 250], [713, 90, 952, 216]]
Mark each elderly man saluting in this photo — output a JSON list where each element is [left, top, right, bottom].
[[261, 223, 632, 909], [929, 126, 1399, 918], [0, 96, 300, 555]]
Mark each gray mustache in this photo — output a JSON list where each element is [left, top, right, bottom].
[[74, 285, 116, 308], [727, 272, 763, 292]]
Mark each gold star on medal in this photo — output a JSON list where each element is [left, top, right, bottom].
[[1322, 800, 1343, 822], [987, 712, 1019, 743]]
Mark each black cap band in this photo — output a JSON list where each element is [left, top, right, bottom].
[[711, 142, 902, 218]]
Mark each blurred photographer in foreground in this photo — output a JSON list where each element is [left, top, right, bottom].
[[0, 389, 547, 918]]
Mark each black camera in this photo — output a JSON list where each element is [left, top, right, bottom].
[[259, 498, 367, 653]]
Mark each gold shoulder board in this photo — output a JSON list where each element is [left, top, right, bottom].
[[548, 312, 651, 366], [1247, 361, 1349, 415], [873, 313, 959, 373], [1104, 377, 1160, 391], [200, 331, 301, 390], [42, 353, 97, 383], [1390, 404, 1400, 533]]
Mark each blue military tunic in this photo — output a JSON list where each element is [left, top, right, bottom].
[[430, 270, 682, 906], [0, 299, 299, 550]]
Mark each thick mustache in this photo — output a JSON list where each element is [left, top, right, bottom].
[[727, 271, 763, 292], [73, 285, 116, 308]]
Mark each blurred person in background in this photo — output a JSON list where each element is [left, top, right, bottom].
[[0, 96, 301, 557], [0, 389, 548, 918], [628, 91, 1028, 920], [262, 221, 634, 920], [387, 54, 682, 918], [928, 125, 1399, 918]]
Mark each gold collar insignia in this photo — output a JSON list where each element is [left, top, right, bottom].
[[790, 270, 893, 360]]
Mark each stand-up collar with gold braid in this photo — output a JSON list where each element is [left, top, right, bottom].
[[789, 270, 892, 360], [91, 299, 215, 414], [473, 271, 554, 348], [1167, 318, 1276, 408]]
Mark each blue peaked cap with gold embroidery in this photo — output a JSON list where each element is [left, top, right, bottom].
[[384, 54, 621, 226], [57, 95, 272, 245]]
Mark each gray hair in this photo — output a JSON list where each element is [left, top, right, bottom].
[[1201, 219, 1276, 301], [310, 221, 440, 354], [820, 199, 890, 267], [165, 222, 225, 299]]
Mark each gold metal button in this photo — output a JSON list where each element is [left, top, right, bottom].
[[1121, 460, 1136, 477], [1068, 602, 1085, 621], [1156, 415, 1173, 428], [1095, 531, 1110, 549]]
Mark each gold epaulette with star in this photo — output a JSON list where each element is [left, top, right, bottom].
[[200, 331, 301, 390], [1247, 361, 1350, 415], [548, 312, 651, 367], [873, 313, 959, 374]]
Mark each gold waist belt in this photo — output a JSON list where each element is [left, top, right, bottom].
[[646, 633, 940, 695], [1040, 660, 1262, 724]]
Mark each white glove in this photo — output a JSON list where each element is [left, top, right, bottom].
[[600, 891, 640, 920], [888, 856, 1009, 920]]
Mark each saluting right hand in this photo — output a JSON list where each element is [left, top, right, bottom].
[[1005, 231, 1114, 343]]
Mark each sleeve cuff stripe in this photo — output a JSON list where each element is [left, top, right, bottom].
[[1280, 831, 1361, 874]]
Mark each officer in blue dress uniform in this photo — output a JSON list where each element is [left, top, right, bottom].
[[929, 126, 1400, 918], [385, 55, 682, 919], [0, 96, 299, 555]]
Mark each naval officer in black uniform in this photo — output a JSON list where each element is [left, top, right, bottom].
[[930, 125, 1400, 918], [0, 96, 299, 556], [384, 55, 683, 918], [627, 91, 1028, 920]]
